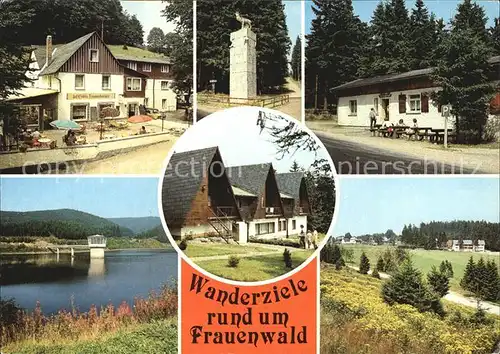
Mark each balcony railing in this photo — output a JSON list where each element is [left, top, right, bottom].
[[210, 206, 238, 218], [265, 206, 282, 216], [299, 206, 308, 215]]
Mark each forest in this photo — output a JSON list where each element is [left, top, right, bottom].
[[0, 209, 134, 239], [196, 0, 291, 94]]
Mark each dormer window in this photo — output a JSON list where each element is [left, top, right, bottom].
[[89, 49, 99, 62], [127, 62, 137, 71], [161, 65, 170, 73], [143, 63, 151, 72]]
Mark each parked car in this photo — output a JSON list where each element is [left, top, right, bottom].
[[145, 108, 161, 120]]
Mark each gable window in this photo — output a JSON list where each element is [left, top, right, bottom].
[[126, 78, 141, 91], [71, 104, 88, 121], [143, 63, 151, 72], [161, 81, 169, 90], [102, 75, 111, 90], [75, 74, 85, 90], [89, 49, 99, 62], [127, 62, 137, 71], [349, 100, 357, 115], [161, 65, 170, 73], [409, 94, 421, 113]]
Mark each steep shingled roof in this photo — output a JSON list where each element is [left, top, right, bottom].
[[161, 146, 219, 226], [40, 32, 95, 75], [275, 172, 305, 200], [225, 163, 272, 196]]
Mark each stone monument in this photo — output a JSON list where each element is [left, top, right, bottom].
[[230, 12, 257, 99]]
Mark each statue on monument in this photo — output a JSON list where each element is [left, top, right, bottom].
[[235, 12, 252, 30]]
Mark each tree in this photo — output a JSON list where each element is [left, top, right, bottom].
[[147, 27, 165, 53], [376, 256, 385, 273], [484, 260, 500, 301], [460, 256, 477, 293], [372, 266, 380, 279], [321, 244, 344, 268], [382, 259, 444, 315], [439, 260, 454, 279], [197, 0, 290, 94], [359, 252, 370, 274], [289, 160, 303, 172], [490, 18, 500, 54], [163, 32, 180, 56], [290, 36, 301, 81], [451, 0, 489, 42], [408, 0, 434, 69], [427, 265, 450, 297]]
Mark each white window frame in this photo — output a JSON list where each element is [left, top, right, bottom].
[[126, 77, 142, 92], [142, 63, 151, 72], [161, 80, 169, 90], [373, 97, 379, 115], [161, 64, 170, 73], [348, 100, 357, 116], [89, 49, 99, 63], [75, 74, 85, 90], [127, 62, 137, 71], [102, 75, 111, 90], [409, 94, 421, 113], [162, 99, 167, 109], [71, 104, 88, 121]]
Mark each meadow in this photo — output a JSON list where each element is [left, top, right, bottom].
[[320, 265, 500, 354], [340, 244, 499, 292]]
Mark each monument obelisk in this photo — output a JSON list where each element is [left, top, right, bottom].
[[230, 12, 257, 99]]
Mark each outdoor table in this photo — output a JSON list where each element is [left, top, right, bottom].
[[38, 138, 52, 148], [104, 134, 115, 140], [431, 128, 454, 143]]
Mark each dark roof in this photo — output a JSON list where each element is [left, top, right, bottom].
[[40, 32, 95, 75], [275, 172, 305, 200], [333, 56, 500, 92], [30, 45, 63, 68], [113, 54, 171, 64], [162, 146, 219, 226], [225, 163, 272, 196]]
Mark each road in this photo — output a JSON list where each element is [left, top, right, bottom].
[[317, 132, 478, 174]]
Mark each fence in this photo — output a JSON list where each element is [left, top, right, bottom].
[[198, 94, 290, 109]]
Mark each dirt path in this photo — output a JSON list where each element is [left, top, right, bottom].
[[347, 265, 500, 315], [308, 121, 499, 173], [75, 141, 176, 174]]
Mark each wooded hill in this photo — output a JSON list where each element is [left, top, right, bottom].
[[136, 225, 168, 243], [107, 217, 161, 235], [0, 209, 134, 239]]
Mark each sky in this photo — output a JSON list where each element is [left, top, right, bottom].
[[0, 177, 160, 218], [305, 0, 499, 34], [172, 107, 330, 173], [333, 177, 500, 236], [284, 0, 302, 60], [120, 1, 177, 42]]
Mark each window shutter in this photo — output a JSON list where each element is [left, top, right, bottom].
[[437, 103, 442, 113], [421, 94, 429, 113], [399, 94, 406, 113]]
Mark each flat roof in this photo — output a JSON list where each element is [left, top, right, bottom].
[[6, 87, 58, 101]]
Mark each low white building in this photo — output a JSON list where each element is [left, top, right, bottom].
[[333, 57, 500, 128], [474, 240, 486, 252]]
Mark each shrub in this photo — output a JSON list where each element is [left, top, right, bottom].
[[427, 266, 450, 297], [340, 247, 354, 263], [359, 252, 370, 274], [321, 243, 344, 266], [227, 256, 239, 268], [372, 267, 380, 279], [376, 256, 385, 273], [249, 237, 301, 248], [335, 257, 344, 270], [179, 240, 188, 251], [382, 259, 444, 316], [283, 248, 293, 268], [439, 260, 454, 278]]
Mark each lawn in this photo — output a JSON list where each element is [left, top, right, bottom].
[[182, 242, 272, 258], [5, 318, 178, 354], [340, 244, 499, 292], [194, 249, 312, 281], [320, 266, 500, 354]]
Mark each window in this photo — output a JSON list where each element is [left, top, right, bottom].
[[144, 98, 149, 107], [89, 49, 99, 62], [409, 94, 421, 113], [161, 65, 170, 73], [126, 78, 141, 91], [102, 75, 111, 90], [75, 74, 85, 89], [127, 62, 137, 71], [348, 100, 357, 115], [161, 81, 169, 90], [373, 97, 379, 114], [142, 63, 151, 72], [71, 104, 87, 120], [278, 220, 286, 231], [256, 222, 275, 235], [292, 220, 296, 230], [162, 99, 167, 109]]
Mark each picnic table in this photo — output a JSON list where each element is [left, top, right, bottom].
[[38, 138, 52, 148], [431, 128, 455, 143]]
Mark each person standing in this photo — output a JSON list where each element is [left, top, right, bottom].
[[369, 108, 377, 128], [312, 229, 318, 249], [299, 225, 306, 249], [306, 230, 313, 249]]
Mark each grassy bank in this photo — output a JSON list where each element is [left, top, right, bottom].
[[340, 244, 499, 292], [106, 237, 172, 250], [1, 285, 177, 353], [182, 242, 271, 258], [195, 249, 311, 281], [320, 265, 500, 354]]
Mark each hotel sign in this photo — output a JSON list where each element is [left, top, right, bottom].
[[67, 93, 116, 100]]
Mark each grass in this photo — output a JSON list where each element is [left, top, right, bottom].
[[194, 249, 312, 281], [4, 318, 178, 354], [182, 242, 272, 258], [340, 244, 499, 292], [320, 265, 500, 354], [106, 45, 167, 59], [106, 237, 172, 250]]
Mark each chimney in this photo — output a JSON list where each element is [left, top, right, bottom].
[[46, 35, 53, 66]]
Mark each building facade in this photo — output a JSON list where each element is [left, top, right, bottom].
[[333, 57, 500, 128]]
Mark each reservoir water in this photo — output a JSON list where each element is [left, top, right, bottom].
[[1, 249, 177, 314]]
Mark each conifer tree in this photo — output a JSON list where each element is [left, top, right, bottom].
[[460, 256, 476, 292], [372, 265, 380, 279], [427, 265, 450, 297], [359, 252, 370, 274], [382, 259, 444, 315], [484, 260, 500, 301], [490, 18, 500, 54], [290, 36, 301, 81], [377, 256, 385, 273], [439, 260, 454, 279], [408, 0, 434, 69]]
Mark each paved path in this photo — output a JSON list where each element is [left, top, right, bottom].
[[347, 265, 500, 315]]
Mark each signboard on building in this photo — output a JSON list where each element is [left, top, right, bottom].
[[67, 93, 116, 100]]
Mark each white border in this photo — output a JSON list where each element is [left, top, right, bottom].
[[157, 105, 340, 287], [192, 0, 197, 126], [301, 0, 306, 125]]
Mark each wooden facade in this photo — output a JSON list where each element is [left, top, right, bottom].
[[60, 34, 122, 75], [123, 67, 147, 98], [119, 60, 174, 81]]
